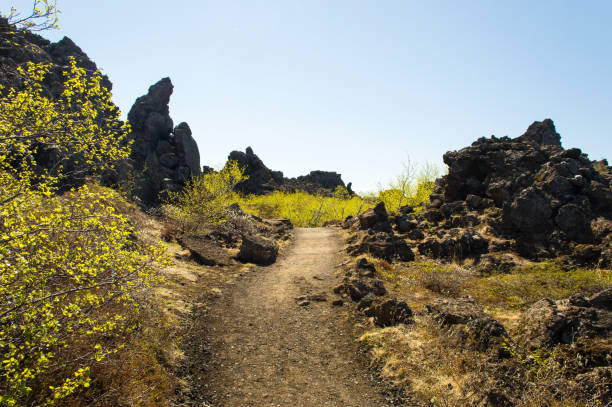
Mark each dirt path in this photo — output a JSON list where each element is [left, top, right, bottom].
[[198, 228, 395, 406]]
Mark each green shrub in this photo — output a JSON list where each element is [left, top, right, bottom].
[[377, 158, 441, 213], [236, 190, 374, 227], [163, 161, 248, 233]]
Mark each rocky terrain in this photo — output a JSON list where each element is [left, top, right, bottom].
[[1, 18, 202, 203], [0, 17, 112, 95], [2, 17, 355, 205], [4, 15, 611, 405], [336, 119, 611, 405], [344, 119, 612, 270]]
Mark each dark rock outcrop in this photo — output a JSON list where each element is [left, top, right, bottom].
[[334, 277, 387, 302], [125, 78, 201, 204], [1, 18, 117, 188], [344, 203, 414, 262], [417, 228, 488, 261], [0, 18, 202, 205], [0, 18, 112, 95], [357, 202, 392, 232], [347, 231, 414, 262], [364, 298, 413, 327], [228, 147, 284, 195], [399, 118, 612, 266], [286, 170, 349, 196]]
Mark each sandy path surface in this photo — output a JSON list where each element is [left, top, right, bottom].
[[198, 227, 395, 406]]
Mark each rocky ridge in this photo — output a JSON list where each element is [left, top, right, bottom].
[[227, 147, 353, 196], [0, 17, 112, 95], [337, 119, 612, 405]]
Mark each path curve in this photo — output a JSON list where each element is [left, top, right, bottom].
[[200, 227, 391, 406]]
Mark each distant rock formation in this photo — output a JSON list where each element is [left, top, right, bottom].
[[286, 171, 353, 196], [227, 147, 351, 196], [126, 78, 201, 204], [228, 147, 285, 195]]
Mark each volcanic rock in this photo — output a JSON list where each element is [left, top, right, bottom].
[[237, 234, 279, 265], [364, 298, 413, 327], [227, 147, 351, 196], [347, 231, 414, 262], [409, 119, 612, 266], [425, 297, 510, 351], [228, 147, 284, 195], [125, 78, 201, 204], [515, 289, 612, 350]]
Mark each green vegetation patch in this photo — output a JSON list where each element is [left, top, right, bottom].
[[236, 188, 375, 227], [469, 261, 612, 310]]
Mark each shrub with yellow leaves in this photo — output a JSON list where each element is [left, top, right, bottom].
[[163, 160, 249, 233], [377, 158, 441, 213], [236, 189, 374, 227], [0, 55, 163, 405]]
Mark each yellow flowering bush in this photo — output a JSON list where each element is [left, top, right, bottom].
[[0, 58, 162, 405]]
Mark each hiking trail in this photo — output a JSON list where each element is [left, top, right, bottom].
[[198, 227, 396, 406]]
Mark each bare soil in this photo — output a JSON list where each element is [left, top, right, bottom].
[[189, 227, 398, 406]]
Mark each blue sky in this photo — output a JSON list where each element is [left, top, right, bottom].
[[8, 0, 612, 192]]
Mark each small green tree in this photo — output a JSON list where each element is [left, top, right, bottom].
[[378, 157, 441, 212], [164, 160, 249, 233]]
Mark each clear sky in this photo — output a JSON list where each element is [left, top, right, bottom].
[[8, 0, 612, 192]]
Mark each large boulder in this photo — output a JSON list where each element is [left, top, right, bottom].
[[357, 202, 392, 232], [176, 235, 233, 266], [334, 277, 387, 302], [515, 289, 612, 350], [237, 234, 279, 265], [425, 297, 510, 352], [364, 298, 413, 327]]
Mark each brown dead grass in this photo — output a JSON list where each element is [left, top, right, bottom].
[[347, 243, 612, 406], [359, 317, 486, 406]]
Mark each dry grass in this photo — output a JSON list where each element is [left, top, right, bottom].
[[352, 254, 612, 406], [359, 319, 486, 406]]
